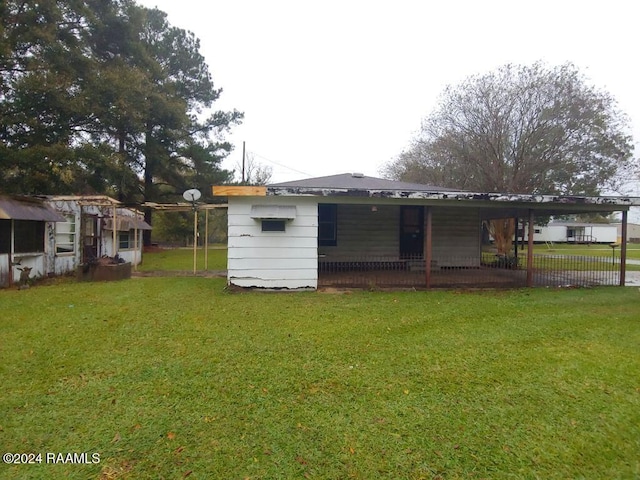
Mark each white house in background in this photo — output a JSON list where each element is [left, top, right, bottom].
[[526, 221, 618, 244], [0, 195, 151, 287], [213, 173, 639, 290], [613, 222, 640, 243]]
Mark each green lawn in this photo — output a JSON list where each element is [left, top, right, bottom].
[[138, 247, 227, 272], [529, 243, 640, 260], [481, 244, 640, 271], [140, 245, 640, 274], [1, 279, 639, 479]]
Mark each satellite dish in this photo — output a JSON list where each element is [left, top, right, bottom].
[[183, 188, 202, 202]]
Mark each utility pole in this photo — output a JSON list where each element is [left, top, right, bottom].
[[242, 141, 246, 183]]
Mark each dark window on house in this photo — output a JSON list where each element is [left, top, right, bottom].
[[118, 231, 132, 249], [262, 220, 286, 232], [14, 220, 44, 253], [318, 204, 337, 246], [0, 219, 11, 253]]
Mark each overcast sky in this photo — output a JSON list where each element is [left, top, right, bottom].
[[137, 0, 639, 189]]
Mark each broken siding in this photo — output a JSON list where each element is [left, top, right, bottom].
[[227, 196, 318, 288], [44, 199, 82, 275], [432, 207, 481, 267], [44, 199, 146, 276], [319, 204, 399, 258]]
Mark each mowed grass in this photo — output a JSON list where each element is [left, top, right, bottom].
[[530, 243, 640, 260], [483, 244, 640, 271], [138, 247, 227, 272], [1, 279, 639, 479]]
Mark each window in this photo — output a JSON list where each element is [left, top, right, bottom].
[[55, 215, 76, 254], [261, 220, 286, 232], [534, 228, 541, 234], [318, 204, 337, 246], [0, 219, 10, 254], [14, 220, 44, 253], [118, 231, 132, 249]]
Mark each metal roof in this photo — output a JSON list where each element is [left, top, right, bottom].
[[104, 215, 152, 231], [0, 196, 66, 222], [265, 174, 640, 214], [270, 173, 458, 192]]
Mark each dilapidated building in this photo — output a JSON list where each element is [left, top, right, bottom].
[[0, 195, 151, 287]]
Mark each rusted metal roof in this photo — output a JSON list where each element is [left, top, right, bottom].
[[104, 216, 152, 231], [0, 196, 66, 222], [42, 195, 120, 206], [265, 174, 640, 213]]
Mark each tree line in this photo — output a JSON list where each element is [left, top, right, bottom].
[[1, 0, 242, 243], [384, 62, 636, 253]]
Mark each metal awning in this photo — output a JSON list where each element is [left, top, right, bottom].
[[104, 217, 152, 231], [250, 205, 297, 219], [0, 196, 66, 222]]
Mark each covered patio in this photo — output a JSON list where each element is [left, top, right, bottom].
[[215, 173, 639, 290]]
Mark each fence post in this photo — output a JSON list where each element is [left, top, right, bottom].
[[620, 210, 628, 286], [526, 209, 534, 287]]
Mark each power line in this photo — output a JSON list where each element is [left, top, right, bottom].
[[248, 151, 314, 178]]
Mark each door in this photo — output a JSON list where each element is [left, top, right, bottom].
[[400, 206, 424, 258], [82, 215, 99, 262]]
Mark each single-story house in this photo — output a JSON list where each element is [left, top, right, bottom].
[[0, 195, 151, 287], [523, 221, 618, 244], [213, 173, 640, 290]]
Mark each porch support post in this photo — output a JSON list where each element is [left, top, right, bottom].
[[526, 209, 534, 287], [112, 205, 118, 258], [514, 217, 519, 260], [204, 208, 209, 271], [193, 207, 198, 275], [9, 219, 14, 286], [424, 206, 432, 289], [620, 210, 628, 286], [133, 225, 138, 272]]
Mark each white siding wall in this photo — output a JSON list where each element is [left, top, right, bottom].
[[11, 255, 45, 283], [432, 207, 481, 267], [319, 204, 399, 258], [102, 232, 143, 265], [227, 196, 318, 289], [532, 225, 567, 243], [591, 226, 617, 243], [0, 253, 8, 287]]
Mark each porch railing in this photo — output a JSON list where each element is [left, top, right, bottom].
[[317, 253, 620, 288]]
